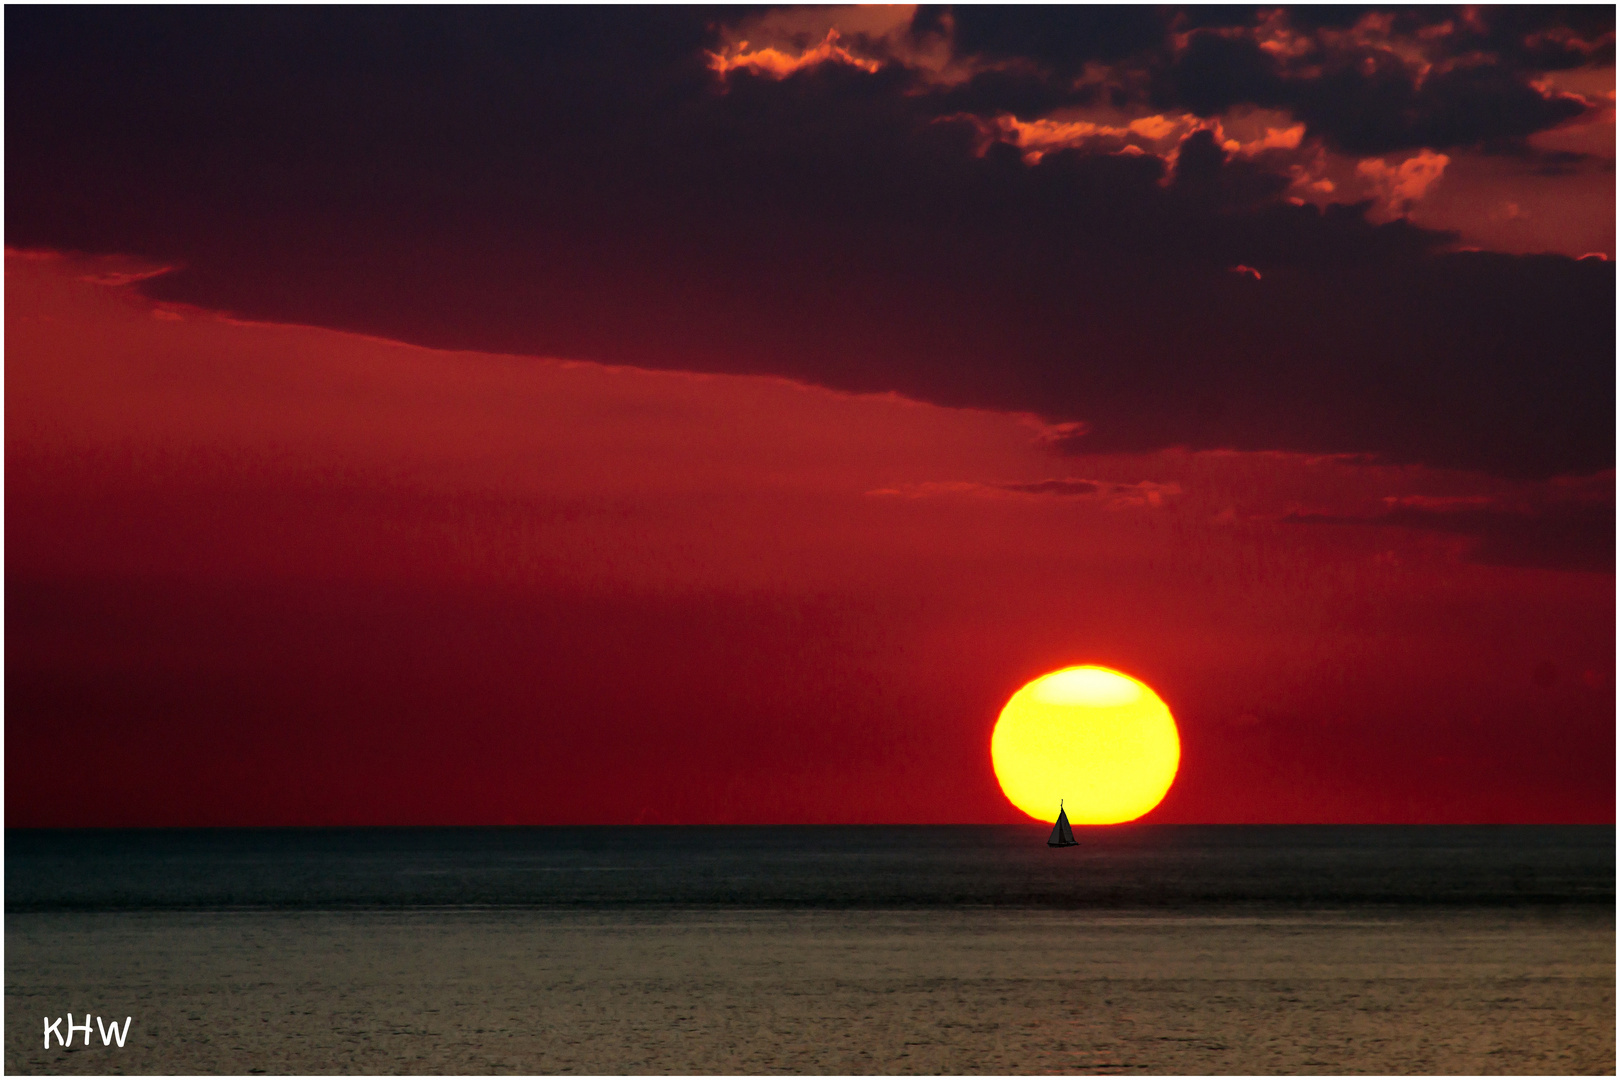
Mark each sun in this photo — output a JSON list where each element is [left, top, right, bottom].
[[991, 665, 1180, 825]]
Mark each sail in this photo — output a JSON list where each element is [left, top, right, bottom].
[[1047, 804, 1077, 847]]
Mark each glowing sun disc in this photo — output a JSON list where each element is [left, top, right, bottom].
[[991, 665, 1180, 825]]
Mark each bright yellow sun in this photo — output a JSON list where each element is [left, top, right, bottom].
[[991, 665, 1180, 825]]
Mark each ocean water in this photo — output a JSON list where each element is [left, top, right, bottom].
[[7, 827, 1613, 1074], [7, 825, 1614, 909]]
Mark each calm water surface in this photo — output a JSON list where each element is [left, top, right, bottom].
[[7, 825, 1612, 909], [7, 827, 1613, 1074]]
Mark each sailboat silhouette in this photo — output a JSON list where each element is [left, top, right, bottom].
[[1047, 800, 1078, 847]]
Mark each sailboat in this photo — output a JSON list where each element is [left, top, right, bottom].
[[1047, 800, 1078, 847]]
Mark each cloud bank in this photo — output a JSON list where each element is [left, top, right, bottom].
[[7, 6, 1613, 480]]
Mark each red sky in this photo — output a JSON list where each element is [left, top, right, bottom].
[[7, 251, 1611, 825], [5, 7, 1614, 825]]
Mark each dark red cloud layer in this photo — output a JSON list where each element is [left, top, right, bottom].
[[7, 6, 1613, 483], [1288, 481, 1615, 573], [6, 254, 1612, 826]]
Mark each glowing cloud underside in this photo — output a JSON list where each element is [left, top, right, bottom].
[[991, 665, 1180, 825]]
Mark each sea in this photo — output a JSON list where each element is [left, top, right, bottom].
[[6, 826, 1614, 1073], [8, 825, 1615, 909]]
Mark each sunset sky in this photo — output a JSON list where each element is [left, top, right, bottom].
[[6, 6, 1614, 826]]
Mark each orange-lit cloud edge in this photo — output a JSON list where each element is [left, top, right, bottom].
[[706, 8, 1615, 257]]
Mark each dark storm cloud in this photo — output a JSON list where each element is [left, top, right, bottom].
[[1447, 6, 1617, 71], [1277, 4, 1616, 66], [924, 67, 1101, 118], [1274, 48, 1585, 156], [1393, 502, 1615, 572], [1144, 20, 1598, 155], [1286, 498, 1616, 573], [1151, 30, 1283, 118], [996, 480, 1102, 497], [926, 6, 1607, 155], [1479, 142, 1607, 177], [918, 5, 1167, 71], [6, 6, 1613, 480]]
